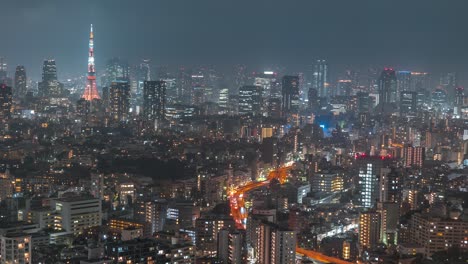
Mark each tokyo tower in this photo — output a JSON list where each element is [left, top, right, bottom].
[[82, 24, 100, 100]]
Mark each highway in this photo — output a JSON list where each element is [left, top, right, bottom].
[[228, 164, 354, 264]]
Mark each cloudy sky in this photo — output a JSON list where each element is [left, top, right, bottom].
[[1, 0, 468, 81]]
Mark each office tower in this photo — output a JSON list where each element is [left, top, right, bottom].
[[136, 59, 151, 96], [254, 71, 277, 98], [190, 72, 206, 105], [0, 233, 32, 264], [455, 86, 464, 107], [410, 71, 430, 88], [101, 86, 110, 109], [143, 81, 166, 122], [281, 76, 300, 115], [103, 58, 130, 87], [238, 85, 262, 116], [400, 91, 417, 115], [378, 68, 397, 110], [51, 197, 101, 235], [255, 221, 296, 264], [311, 59, 328, 98], [308, 88, 319, 111], [336, 79, 352, 97], [359, 211, 381, 251], [110, 80, 130, 122], [409, 212, 468, 257], [218, 88, 229, 112], [357, 156, 391, 208], [397, 71, 411, 92], [14, 66, 27, 98], [38, 59, 63, 97], [163, 78, 177, 104], [0, 58, 7, 83], [82, 24, 100, 100], [0, 84, 12, 120], [357, 92, 370, 113], [403, 145, 425, 167], [267, 98, 282, 119]]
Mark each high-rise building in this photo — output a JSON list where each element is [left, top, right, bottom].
[[110, 81, 130, 122], [0, 58, 7, 84], [38, 59, 63, 97], [378, 202, 399, 245], [238, 85, 262, 116], [14, 66, 27, 98], [378, 68, 397, 110], [358, 210, 381, 251], [143, 81, 167, 122], [0, 233, 32, 264], [51, 197, 102, 235], [400, 91, 417, 115], [397, 71, 411, 92], [311, 59, 328, 98], [357, 92, 371, 113], [82, 24, 100, 100], [336, 79, 352, 97], [103, 58, 130, 88], [195, 215, 235, 255], [217, 229, 244, 264], [379, 168, 401, 203], [308, 88, 319, 111], [254, 71, 277, 99], [281, 76, 300, 115], [255, 221, 296, 264], [403, 145, 425, 167], [267, 98, 282, 119], [357, 155, 391, 208], [0, 84, 12, 120], [136, 59, 151, 97], [145, 200, 167, 235]]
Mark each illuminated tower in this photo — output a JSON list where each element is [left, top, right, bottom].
[[82, 24, 100, 100]]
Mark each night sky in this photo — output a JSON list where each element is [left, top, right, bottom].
[[2, 0, 468, 81]]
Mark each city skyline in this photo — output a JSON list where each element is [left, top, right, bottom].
[[1, 0, 468, 82]]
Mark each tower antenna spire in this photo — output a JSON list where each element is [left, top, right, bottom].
[[82, 24, 100, 100]]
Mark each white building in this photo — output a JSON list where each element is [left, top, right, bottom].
[[0, 233, 32, 264], [52, 197, 101, 235]]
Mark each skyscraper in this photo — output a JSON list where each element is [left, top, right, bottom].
[[238, 85, 262, 116], [110, 81, 130, 122], [255, 221, 296, 264], [0, 84, 12, 120], [358, 210, 381, 251], [378, 68, 397, 111], [14, 66, 27, 98], [357, 155, 391, 208], [281, 76, 300, 115], [311, 59, 328, 98], [143, 81, 167, 122], [397, 71, 411, 92], [82, 24, 100, 100], [400, 91, 417, 115], [38, 59, 62, 97]]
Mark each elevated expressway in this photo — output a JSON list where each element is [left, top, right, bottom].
[[228, 164, 354, 264]]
